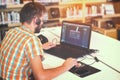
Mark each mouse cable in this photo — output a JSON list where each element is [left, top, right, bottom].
[[89, 54, 120, 74]]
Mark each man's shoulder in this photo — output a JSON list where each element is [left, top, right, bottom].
[[15, 27, 35, 37]]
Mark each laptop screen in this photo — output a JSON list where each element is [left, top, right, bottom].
[[61, 21, 91, 49]]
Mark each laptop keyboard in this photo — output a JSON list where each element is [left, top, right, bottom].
[[44, 44, 91, 59], [57, 45, 90, 54]]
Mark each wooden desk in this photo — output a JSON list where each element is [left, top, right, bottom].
[[92, 26, 117, 39]]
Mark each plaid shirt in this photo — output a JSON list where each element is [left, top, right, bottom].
[[0, 26, 44, 80]]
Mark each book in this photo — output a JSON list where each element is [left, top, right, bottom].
[[102, 4, 115, 15]]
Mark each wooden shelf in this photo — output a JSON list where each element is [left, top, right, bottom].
[[59, 0, 106, 4], [7, 4, 24, 8], [102, 13, 120, 18], [8, 23, 22, 27], [59, 17, 83, 23], [59, 1, 83, 5], [84, 0, 106, 3]]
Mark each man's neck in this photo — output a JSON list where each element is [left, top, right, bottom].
[[22, 23, 34, 33]]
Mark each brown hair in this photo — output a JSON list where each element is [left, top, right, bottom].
[[20, 2, 46, 24]]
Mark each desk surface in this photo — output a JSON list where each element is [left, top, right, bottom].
[[37, 26, 120, 80]]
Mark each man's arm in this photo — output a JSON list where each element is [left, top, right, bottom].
[[30, 55, 77, 80]]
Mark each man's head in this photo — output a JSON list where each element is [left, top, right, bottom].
[[20, 2, 46, 33]]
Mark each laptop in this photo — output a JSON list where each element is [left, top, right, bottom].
[[44, 21, 92, 59], [44, 21, 101, 78]]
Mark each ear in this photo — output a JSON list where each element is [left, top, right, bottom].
[[34, 17, 41, 25], [34, 17, 38, 25], [31, 17, 38, 28]]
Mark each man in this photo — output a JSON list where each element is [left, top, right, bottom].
[[0, 2, 79, 80]]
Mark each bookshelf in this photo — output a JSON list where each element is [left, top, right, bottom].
[[58, 0, 107, 23], [59, 0, 120, 23], [0, 0, 24, 43], [58, 0, 120, 39], [0, 0, 59, 28], [1, 0, 120, 27], [0, 4, 24, 27], [59, 3, 83, 23]]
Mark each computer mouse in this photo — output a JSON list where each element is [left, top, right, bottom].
[[77, 61, 85, 67], [69, 61, 85, 73], [38, 34, 48, 44]]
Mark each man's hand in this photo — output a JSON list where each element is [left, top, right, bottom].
[[42, 42, 56, 50], [62, 58, 79, 71]]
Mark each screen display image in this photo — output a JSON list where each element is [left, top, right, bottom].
[[61, 22, 91, 48]]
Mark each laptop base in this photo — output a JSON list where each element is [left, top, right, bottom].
[[44, 45, 91, 59]]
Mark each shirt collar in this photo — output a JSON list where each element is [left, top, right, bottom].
[[21, 26, 34, 34]]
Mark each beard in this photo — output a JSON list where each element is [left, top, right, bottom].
[[35, 25, 41, 33]]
